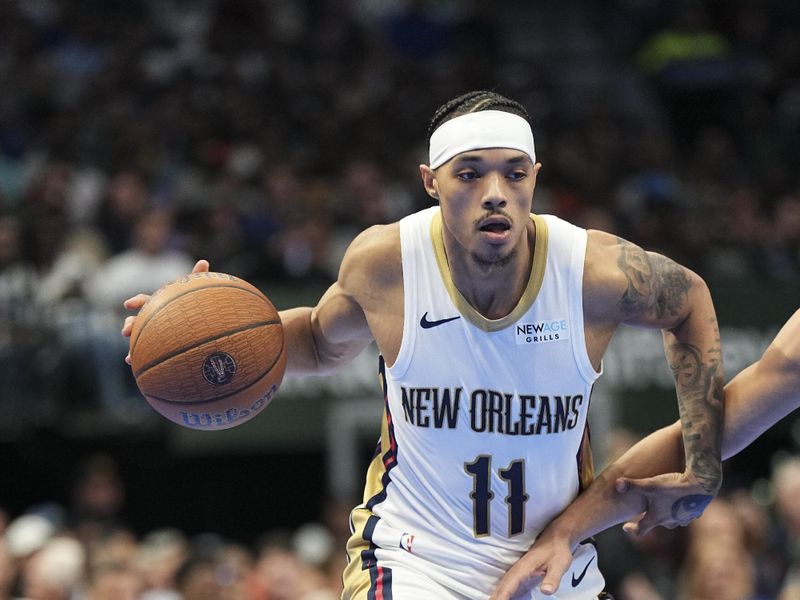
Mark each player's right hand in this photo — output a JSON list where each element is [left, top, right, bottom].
[[490, 529, 574, 599], [121, 259, 210, 364]]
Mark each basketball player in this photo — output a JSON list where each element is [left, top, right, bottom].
[[491, 309, 800, 599], [122, 91, 724, 599]]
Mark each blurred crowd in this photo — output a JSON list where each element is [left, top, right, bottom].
[[0, 0, 799, 422], [4, 448, 800, 600], [0, 454, 351, 600], [1, 0, 800, 598]]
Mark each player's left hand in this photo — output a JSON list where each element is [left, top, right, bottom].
[[121, 259, 210, 364], [616, 470, 713, 536], [490, 530, 573, 599]]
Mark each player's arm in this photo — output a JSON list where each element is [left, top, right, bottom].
[[279, 224, 400, 376], [585, 232, 724, 505], [123, 225, 399, 377]]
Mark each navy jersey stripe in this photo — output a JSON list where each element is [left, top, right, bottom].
[[366, 357, 400, 512], [363, 515, 379, 542]]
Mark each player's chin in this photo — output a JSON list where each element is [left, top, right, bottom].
[[471, 246, 515, 268]]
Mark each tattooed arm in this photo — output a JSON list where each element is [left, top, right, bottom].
[[587, 232, 724, 516]]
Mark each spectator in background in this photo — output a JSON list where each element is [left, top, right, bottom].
[[68, 455, 126, 547], [138, 528, 188, 600], [635, 0, 736, 146], [82, 208, 192, 421], [679, 540, 758, 600], [216, 542, 254, 600], [774, 457, 800, 598], [0, 214, 36, 321], [712, 186, 770, 281], [85, 562, 144, 600], [265, 162, 337, 284], [247, 534, 303, 600], [19, 163, 74, 272], [95, 170, 151, 255], [0, 213, 40, 430], [175, 556, 223, 600], [781, 580, 800, 600], [199, 197, 250, 279], [766, 194, 800, 281], [86, 208, 192, 310], [678, 498, 761, 600], [20, 536, 86, 600], [729, 489, 787, 599], [86, 528, 140, 583], [0, 538, 16, 600]]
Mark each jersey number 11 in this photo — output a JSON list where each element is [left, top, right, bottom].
[[464, 455, 529, 537]]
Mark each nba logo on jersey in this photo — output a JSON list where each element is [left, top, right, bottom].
[[399, 533, 415, 553], [515, 318, 570, 345]]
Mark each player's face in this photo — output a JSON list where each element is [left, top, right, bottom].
[[422, 148, 540, 267]]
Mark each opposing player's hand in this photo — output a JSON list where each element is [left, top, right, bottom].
[[490, 531, 573, 599], [121, 259, 210, 364], [616, 470, 713, 536]]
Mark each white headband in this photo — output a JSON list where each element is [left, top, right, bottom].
[[428, 110, 536, 169]]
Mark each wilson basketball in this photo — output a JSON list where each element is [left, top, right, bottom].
[[128, 272, 286, 430]]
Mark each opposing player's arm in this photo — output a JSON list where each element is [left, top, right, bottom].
[[719, 309, 800, 456], [281, 224, 399, 376], [585, 231, 724, 497]]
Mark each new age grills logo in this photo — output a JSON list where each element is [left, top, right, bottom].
[[515, 318, 570, 345]]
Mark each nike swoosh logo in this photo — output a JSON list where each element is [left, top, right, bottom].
[[419, 312, 461, 329], [571, 555, 596, 588]]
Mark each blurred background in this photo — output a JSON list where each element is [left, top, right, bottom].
[[1, 0, 799, 598]]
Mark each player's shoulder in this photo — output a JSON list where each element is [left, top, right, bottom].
[[343, 222, 401, 269], [584, 229, 620, 255], [583, 229, 625, 283], [339, 222, 402, 292]]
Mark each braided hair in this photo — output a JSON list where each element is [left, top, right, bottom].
[[426, 90, 530, 141]]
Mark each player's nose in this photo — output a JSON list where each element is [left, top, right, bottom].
[[480, 173, 508, 209]]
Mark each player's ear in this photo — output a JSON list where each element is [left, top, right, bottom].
[[419, 164, 439, 201]]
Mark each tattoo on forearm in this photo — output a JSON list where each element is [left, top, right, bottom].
[[668, 339, 724, 493], [668, 342, 701, 387], [616, 240, 692, 320]]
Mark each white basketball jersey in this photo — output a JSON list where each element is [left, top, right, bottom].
[[343, 207, 604, 600]]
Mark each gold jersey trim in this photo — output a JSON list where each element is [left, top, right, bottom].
[[430, 210, 549, 332], [578, 423, 595, 492]]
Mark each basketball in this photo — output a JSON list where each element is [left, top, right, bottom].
[[128, 272, 287, 430]]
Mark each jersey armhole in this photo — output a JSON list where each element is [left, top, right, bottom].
[[569, 227, 603, 384], [386, 215, 418, 378]]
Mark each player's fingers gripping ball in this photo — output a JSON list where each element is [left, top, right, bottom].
[[128, 272, 287, 430]]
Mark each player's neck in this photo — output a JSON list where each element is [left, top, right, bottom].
[[446, 222, 535, 320]]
